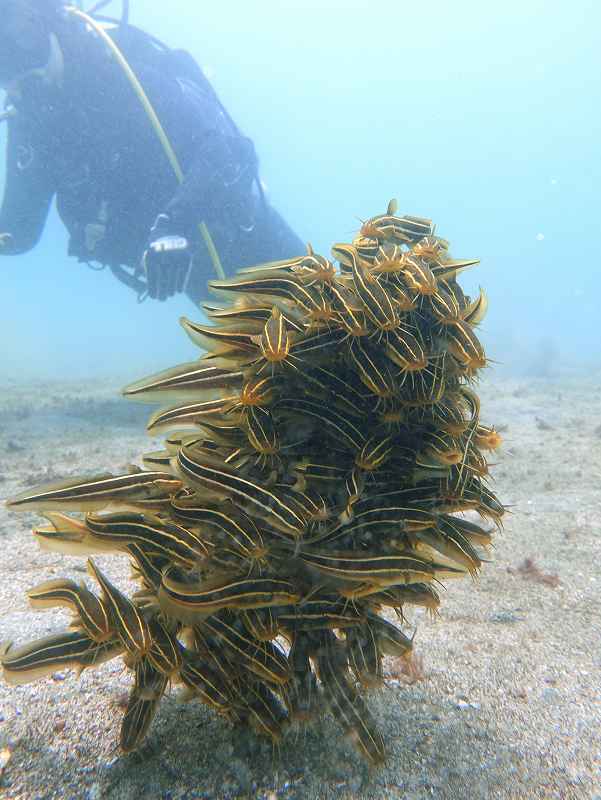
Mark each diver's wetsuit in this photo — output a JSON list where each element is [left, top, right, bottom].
[[0, 16, 304, 302]]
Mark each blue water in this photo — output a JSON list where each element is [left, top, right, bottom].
[[2, 0, 600, 380]]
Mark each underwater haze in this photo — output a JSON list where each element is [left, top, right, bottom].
[[2, 0, 600, 381], [2, 5, 601, 795]]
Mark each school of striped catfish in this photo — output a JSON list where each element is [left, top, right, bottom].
[[1, 201, 504, 765]]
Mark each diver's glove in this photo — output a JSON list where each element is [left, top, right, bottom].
[[142, 214, 192, 301]]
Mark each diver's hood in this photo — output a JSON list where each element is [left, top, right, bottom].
[[3, 32, 64, 96]]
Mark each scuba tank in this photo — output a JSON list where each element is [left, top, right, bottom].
[[107, 22, 240, 135]]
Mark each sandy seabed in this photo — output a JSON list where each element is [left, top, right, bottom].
[[0, 373, 599, 800]]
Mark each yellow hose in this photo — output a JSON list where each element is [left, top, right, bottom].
[[65, 6, 226, 280]]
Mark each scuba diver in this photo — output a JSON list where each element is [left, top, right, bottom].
[[0, 0, 305, 302]]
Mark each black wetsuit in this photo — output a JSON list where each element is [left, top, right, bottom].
[[0, 17, 304, 301]]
